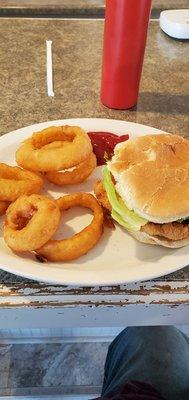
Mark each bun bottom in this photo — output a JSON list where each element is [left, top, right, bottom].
[[129, 230, 189, 249]]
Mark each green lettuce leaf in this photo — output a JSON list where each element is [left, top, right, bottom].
[[102, 167, 147, 231]]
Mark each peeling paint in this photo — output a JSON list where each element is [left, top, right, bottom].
[[0, 281, 188, 309], [0, 298, 188, 309], [0, 281, 188, 297]]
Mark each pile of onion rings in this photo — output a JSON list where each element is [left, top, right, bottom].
[[3, 195, 61, 252], [0, 124, 108, 264], [3, 193, 104, 261], [36, 193, 104, 261]]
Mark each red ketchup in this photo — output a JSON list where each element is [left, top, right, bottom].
[[88, 131, 129, 166]]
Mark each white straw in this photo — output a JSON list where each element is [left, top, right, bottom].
[[46, 40, 54, 97]]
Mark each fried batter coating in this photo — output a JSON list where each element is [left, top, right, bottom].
[[94, 180, 111, 212], [142, 221, 189, 241], [4, 195, 61, 252]]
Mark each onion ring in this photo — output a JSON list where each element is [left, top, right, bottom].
[[0, 163, 43, 202], [36, 193, 104, 261], [16, 126, 92, 172], [45, 152, 97, 186], [0, 201, 10, 216], [3, 194, 61, 252]]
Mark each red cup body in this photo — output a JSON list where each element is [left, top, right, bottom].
[[101, 0, 152, 109]]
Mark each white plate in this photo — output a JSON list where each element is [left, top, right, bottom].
[[0, 118, 188, 286]]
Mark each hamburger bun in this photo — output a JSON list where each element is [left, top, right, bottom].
[[108, 134, 189, 223], [129, 229, 189, 249]]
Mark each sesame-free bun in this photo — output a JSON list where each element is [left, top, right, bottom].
[[108, 134, 189, 223], [129, 229, 189, 249]]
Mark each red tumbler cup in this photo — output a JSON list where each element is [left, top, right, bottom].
[[101, 0, 152, 109]]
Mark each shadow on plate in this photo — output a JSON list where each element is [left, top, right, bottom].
[[135, 239, 177, 262], [116, 224, 176, 263]]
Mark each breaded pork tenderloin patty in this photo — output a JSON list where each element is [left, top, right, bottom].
[[94, 134, 189, 248], [141, 221, 189, 241]]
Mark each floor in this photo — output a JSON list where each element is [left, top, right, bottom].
[[0, 341, 109, 397]]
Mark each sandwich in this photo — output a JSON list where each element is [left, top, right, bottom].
[[94, 134, 189, 248]]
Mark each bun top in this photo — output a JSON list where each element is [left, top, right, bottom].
[[108, 134, 189, 223]]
